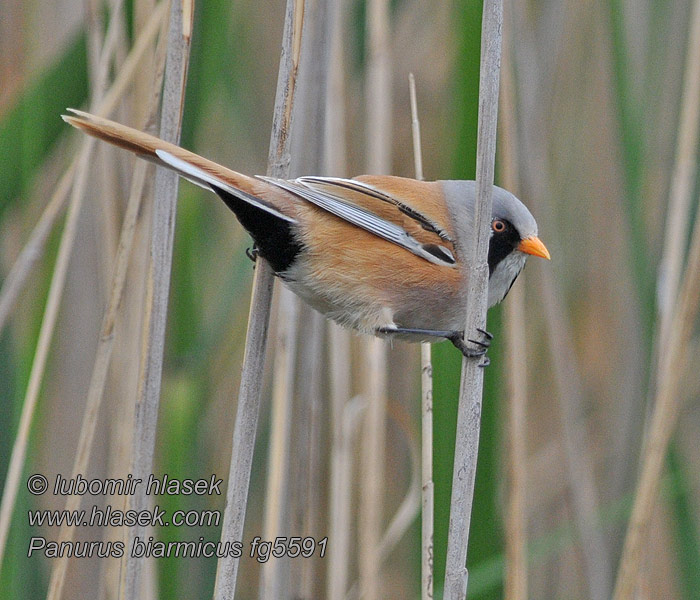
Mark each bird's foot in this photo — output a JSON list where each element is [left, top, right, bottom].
[[447, 329, 492, 367], [245, 245, 259, 264]]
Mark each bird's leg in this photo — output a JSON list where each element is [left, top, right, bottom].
[[376, 326, 492, 367]]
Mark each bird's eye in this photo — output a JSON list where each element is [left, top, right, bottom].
[[492, 219, 506, 232]]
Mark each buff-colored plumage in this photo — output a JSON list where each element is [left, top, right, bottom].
[[63, 110, 549, 351]]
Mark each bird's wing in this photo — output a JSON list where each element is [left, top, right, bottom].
[[301, 176, 455, 243], [259, 176, 458, 267]]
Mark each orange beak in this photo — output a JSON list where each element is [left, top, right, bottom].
[[518, 235, 550, 260]]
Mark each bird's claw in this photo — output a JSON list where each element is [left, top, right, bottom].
[[468, 328, 493, 348], [447, 331, 487, 359], [448, 329, 493, 365], [245, 245, 259, 264], [476, 327, 493, 341]]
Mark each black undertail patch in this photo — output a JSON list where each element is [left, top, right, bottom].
[[213, 187, 302, 273]]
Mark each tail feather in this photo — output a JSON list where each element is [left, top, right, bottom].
[[63, 109, 260, 200]]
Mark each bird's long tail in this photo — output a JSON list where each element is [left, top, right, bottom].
[[62, 109, 261, 196], [63, 109, 302, 272]]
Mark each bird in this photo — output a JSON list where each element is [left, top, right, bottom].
[[62, 109, 549, 359]]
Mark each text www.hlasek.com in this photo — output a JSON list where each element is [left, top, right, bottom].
[[28, 504, 218, 528]]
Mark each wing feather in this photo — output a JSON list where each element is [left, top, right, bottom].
[[300, 176, 455, 243], [258, 176, 456, 267]]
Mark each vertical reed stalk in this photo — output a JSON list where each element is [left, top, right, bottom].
[[613, 188, 700, 600], [409, 72, 434, 600], [443, 1, 502, 598], [656, 0, 700, 349], [327, 325, 354, 600], [539, 264, 613, 600], [260, 0, 331, 592], [123, 1, 192, 597], [213, 1, 305, 597], [287, 3, 330, 595], [499, 20, 528, 600], [323, 2, 352, 598], [295, 309, 324, 599], [259, 286, 300, 600], [359, 1, 391, 598]]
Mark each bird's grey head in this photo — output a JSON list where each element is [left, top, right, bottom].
[[491, 186, 538, 239], [441, 180, 548, 306]]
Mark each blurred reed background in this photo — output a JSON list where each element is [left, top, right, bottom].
[[1, 0, 700, 599]]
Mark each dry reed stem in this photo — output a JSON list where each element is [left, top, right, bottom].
[[499, 25, 528, 600], [409, 71, 434, 600], [613, 1, 700, 596], [0, 0, 166, 338], [46, 161, 150, 600], [213, 1, 305, 597], [86, 0, 106, 84], [90, 0, 129, 276], [295, 309, 324, 599], [344, 398, 422, 600], [359, 2, 391, 598], [259, 285, 300, 599], [420, 343, 435, 597], [443, 1, 502, 598], [287, 4, 330, 593], [123, 1, 192, 596], [324, 6, 352, 592], [503, 283, 528, 600], [655, 0, 700, 338], [0, 0, 143, 566], [327, 324, 355, 600], [323, 0, 347, 178], [213, 261, 275, 599], [89, 0, 126, 103], [359, 338, 387, 600], [366, 0, 392, 173], [261, 1, 331, 591], [656, 0, 700, 355]]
